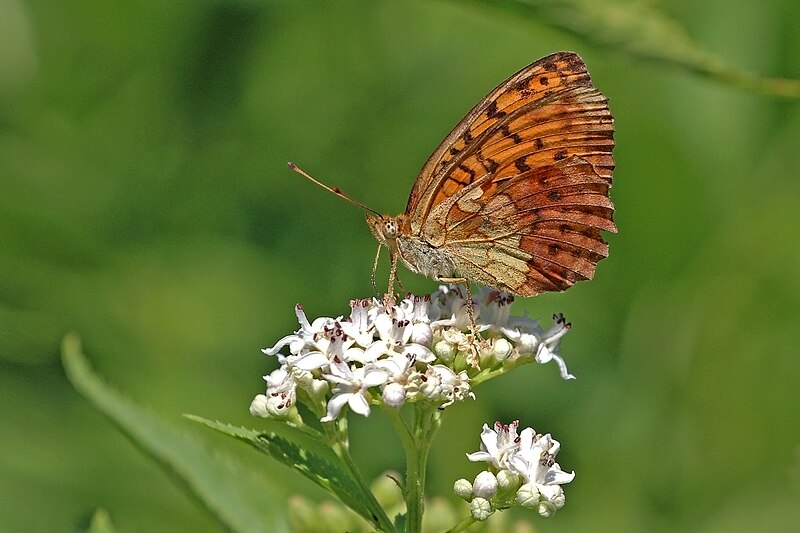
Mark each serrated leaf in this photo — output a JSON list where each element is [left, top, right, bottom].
[[61, 333, 288, 533], [465, 0, 800, 97], [185, 415, 379, 525]]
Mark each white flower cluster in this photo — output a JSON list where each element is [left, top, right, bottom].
[[250, 286, 574, 423], [456, 420, 575, 519]]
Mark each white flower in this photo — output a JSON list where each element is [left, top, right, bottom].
[[534, 314, 574, 380], [255, 287, 584, 421], [431, 286, 474, 330], [339, 298, 376, 348], [476, 289, 514, 330], [248, 366, 299, 419], [509, 429, 575, 506], [263, 366, 294, 393], [320, 361, 390, 422], [535, 344, 575, 380], [462, 421, 574, 517], [262, 304, 334, 361], [503, 309, 541, 335], [402, 294, 434, 346], [375, 352, 418, 408], [439, 328, 471, 356], [421, 364, 474, 407], [375, 351, 416, 378], [537, 500, 556, 518], [466, 420, 523, 470], [362, 307, 434, 364], [502, 312, 575, 380], [292, 322, 364, 371]]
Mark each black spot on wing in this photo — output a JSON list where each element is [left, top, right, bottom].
[[515, 157, 531, 173], [485, 100, 507, 119]]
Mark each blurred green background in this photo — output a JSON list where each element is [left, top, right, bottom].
[[1, 0, 798, 531]]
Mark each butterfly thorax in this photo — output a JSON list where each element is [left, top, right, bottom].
[[366, 213, 456, 279]]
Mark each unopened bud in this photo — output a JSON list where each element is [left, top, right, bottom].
[[434, 339, 456, 362], [537, 501, 555, 518], [492, 338, 512, 360], [516, 483, 541, 508], [472, 471, 498, 499], [470, 497, 492, 521], [453, 478, 473, 500], [382, 382, 406, 407], [496, 469, 520, 492]]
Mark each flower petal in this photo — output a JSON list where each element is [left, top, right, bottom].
[[347, 393, 371, 417], [293, 351, 329, 371], [262, 335, 301, 356], [321, 393, 350, 422]]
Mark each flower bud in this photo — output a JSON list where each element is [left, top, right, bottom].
[[306, 378, 329, 401], [515, 483, 541, 508], [550, 488, 566, 509], [266, 394, 292, 417], [382, 382, 406, 407], [469, 497, 492, 521], [433, 339, 456, 362], [496, 469, 520, 492], [472, 471, 498, 499], [249, 394, 270, 418], [537, 501, 555, 518], [453, 478, 473, 500], [492, 338, 512, 361], [410, 323, 433, 347]]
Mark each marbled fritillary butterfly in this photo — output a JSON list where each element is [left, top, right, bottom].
[[291, 51, 615, 306]]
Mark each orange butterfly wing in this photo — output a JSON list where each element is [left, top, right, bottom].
[[406, 51, 615, 296]]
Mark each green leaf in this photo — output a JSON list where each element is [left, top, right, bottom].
[[185, 415, 379, 526], [61, 333, 287, 533], [465, 0, 800, 97], [393, 512, 407, 532]]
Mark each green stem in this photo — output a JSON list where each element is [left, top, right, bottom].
[[391, 404, 441, 533], [444, 515, 477, 533], [323, 419, 397, 533], [470, 366, 503, 387], [471, 355, 540, 387]]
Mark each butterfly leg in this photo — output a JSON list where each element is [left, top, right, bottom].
[[371, 245, 382, 297], [395, 273, 407, 294], [437, 276, 485, 367], [383, 251, 399, 307]]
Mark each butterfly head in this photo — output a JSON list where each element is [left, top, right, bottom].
[[366, 214, 407, 253]]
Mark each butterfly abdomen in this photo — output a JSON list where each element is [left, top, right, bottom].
[[396, 236, 457, 279]]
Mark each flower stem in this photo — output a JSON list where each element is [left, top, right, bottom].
[[386, 404, 441, 533], [470, 366, 504, 386], [444, 515, 477, 533]]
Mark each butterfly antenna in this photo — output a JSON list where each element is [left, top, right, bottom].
[[288, 162, 380, 216]]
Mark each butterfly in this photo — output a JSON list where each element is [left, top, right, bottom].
[[291, 51, 615, 308]]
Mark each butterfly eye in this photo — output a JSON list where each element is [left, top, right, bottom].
[[383, 219, 398, 239]]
